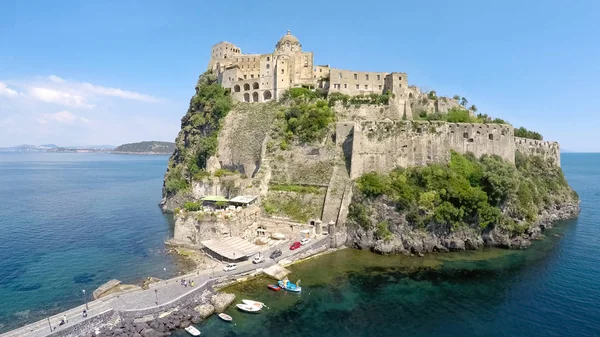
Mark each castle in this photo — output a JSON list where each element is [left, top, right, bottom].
[[208, 30, 416, 116]]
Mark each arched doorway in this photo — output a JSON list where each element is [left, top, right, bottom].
[[243, 93, 250, 102], [252, 92, 259, 103], [263, 90, 272, 101], [252, 82, 259, 89], [234, 85, 241, 92], [243, 83, 250, 91]]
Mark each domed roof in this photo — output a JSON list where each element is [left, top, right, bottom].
[[277, 30, 300, 45]]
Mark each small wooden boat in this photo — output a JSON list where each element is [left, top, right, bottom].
[[268, 284, 281, 291], [185, 325, 201, 336], [242, 299, 266, 308], [218, 313, 233, 322], [236, 303, 261, 313]]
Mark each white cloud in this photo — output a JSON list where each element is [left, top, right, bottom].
[[28, 87, 94, 108], [48, 75, 65, 83], [81, 82, 159, 102], [0, 82, 19, 97], [37, 111, 90, 125]]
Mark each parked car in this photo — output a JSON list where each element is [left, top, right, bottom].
[[223, 263, 237, 272], [300, 238, 311, 245], [290, 241, 302, 250], [252, 254, 265, 264], [270, 249, 282, 259]]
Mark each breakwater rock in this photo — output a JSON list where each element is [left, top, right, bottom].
[[347, 200, 580, 255], [91, 292, 236, 337]]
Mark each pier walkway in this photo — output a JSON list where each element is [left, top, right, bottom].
[[0, 236, 330, 337]]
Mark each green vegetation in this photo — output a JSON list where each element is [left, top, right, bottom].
[[163, 71, 233, 195], [514, 127, 543, 140], [113, 141, 174, 154], [183, 201, 202, 212], [269, 184, 321, 194], [416, 108, 510, 125], [328, 91, 393, 107], [214, 168, 237, 178], [351, 151, 576, 235], [262, 196, 321, 223], [274, 89, 336, 144]]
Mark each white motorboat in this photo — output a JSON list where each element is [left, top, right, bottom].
[[242, 299, 266, 308], [236, 303, 261, 313], [185, 325, 201, 336]]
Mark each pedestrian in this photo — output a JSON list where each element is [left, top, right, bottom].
[[63, 314, 67, 324], [82, 309, 87, 318], [190, 280, 194, 287]]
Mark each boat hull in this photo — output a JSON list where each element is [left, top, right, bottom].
[[236, 304, 261, 313], [278, 280, 302, 292], [218, 313, 233, 322], [242, 299, 266, 308], [185, 325, 201, 336], [268, 284, 281, 291]]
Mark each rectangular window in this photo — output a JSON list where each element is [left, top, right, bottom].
[[356, 84, 359, 89], [366, 74, 369, 80], [344, 84, 347, 89], [251, 74, 254, 78], [365, 85, 368, 89], [399, 76, 402, 80], [377, 74, 381, 81], [378, 85, 382, 90], [320, 69, 322, 73], [339, 73, 342, 79], [281, 69, 284, 74], [244, 75, 247, 79], [354, 73, 357, 80]]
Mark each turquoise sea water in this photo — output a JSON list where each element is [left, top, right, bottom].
[[0, 153, 176, 332], [1, 153, 599, 336]]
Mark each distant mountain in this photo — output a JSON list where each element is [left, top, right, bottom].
[[0, 144, 114, 153], [112, 141, 174, 155]]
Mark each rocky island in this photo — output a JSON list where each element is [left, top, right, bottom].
[[161, 31, 579, 256], [112, 141, 175, 155]]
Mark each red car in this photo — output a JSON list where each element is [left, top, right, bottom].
[[289, 241, 302, 250]]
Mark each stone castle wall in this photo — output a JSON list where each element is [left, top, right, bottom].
[[514, 137, 560, 166], [346, 121, 549, 179]]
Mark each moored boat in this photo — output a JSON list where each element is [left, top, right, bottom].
[[185, 325, 201, 336], [278, 278, 302, 292], [236, 303, 261, 313], [242, 299, 266, 308], [268, 284, 281, 291], [218, 313, 233, 322]]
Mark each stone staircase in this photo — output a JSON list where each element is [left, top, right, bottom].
[[321, 165, 351, 226]]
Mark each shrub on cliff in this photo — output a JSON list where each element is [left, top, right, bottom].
[[351, 151, 576, 235], [163, 71, 233, 196], [514, 127, 543, 140], [277, 94, 335, 144]]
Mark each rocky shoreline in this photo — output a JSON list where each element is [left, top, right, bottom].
[[88, 291, 235, 337], [347, 201, 580, 255]]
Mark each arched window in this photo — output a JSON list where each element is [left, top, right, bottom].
[[266, 64, 270, 69], [252, 82, 259, 89], [234, 85, 241, 92], [263, 90, 272, 101], [243, 83, 250, 91], [252, 92, 259, 103], [409, 93, 414, 99], [243, 93, 250, 102], [267, 56, 270, 61]]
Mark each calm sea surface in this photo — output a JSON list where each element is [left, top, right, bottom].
[[1, 153, 599, 337], [0, 153, 176, 332]]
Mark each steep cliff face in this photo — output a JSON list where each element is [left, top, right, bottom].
[[346, 151, 580, 254]]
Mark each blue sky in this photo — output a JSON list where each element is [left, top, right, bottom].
[[0, 0, 598, 151]]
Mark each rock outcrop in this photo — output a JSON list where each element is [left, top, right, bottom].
[[347, 199, 580, 255], [210, 292, 236, 313]]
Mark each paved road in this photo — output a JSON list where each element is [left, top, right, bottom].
[[0, 236, 327, 337]]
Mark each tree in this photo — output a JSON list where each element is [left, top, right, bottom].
[[470, 104, 477, 112], [460, 97, 468, 107], [453, 95, 460, 100]]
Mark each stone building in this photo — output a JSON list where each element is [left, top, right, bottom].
[[207, 30, 412, 109]]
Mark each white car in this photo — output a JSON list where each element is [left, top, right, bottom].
[[300, 238, 311, 245], [223, 263, 237, 272], [252, 254, 265, 264]]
